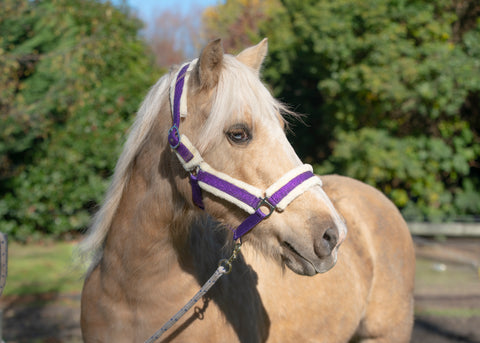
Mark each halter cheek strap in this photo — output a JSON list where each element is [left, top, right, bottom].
[[168, 61, 322, 241]]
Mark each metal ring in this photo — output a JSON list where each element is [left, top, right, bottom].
[[168, 125, 181, 149], [218, 259, 232, 274], [255, 197, 276, 218]]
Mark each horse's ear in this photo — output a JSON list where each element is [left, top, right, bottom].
[[195, 38, 224, 90], [236, 38, 268, 75]]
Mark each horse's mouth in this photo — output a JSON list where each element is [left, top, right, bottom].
[[281, 241, 336, 276], [282, 241, 304, 260]]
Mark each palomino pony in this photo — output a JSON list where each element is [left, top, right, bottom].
[[80, 39, 415, 342]]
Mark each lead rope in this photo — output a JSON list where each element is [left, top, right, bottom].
[[144, 243, 242, 343]]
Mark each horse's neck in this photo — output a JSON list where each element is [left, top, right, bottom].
[[98, 166, 270, 341], [99, 161, 193, 284]]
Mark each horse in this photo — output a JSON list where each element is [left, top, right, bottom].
[[79, 38, 415, 343]]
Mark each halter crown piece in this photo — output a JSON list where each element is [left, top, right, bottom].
[[168, 61, 323, 241]]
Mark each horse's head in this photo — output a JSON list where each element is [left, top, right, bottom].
[[168, 39, 346, 276]]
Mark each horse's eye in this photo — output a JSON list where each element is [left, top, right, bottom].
[[226, 124, 251, 144]]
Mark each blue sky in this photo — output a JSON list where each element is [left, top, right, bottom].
[[126, 0, 220, 22], [119, 0, 222, 58]]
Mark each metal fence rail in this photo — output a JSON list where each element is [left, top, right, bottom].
[[408, 222, 480, 237]]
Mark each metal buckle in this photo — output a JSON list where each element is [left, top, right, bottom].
[[168, 125, 180, 149], [255, 197, 276, 218]]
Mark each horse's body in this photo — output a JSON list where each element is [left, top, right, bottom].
[[80, 39, 415, 343]]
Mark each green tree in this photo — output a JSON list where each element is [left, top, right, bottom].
[[0, 0, 161, 240], [205, 0, 480, 221]]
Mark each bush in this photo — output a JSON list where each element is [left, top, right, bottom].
[[315, 128, 480, 221], [0, 0, 161, 241], [256, 0, 480, 220]]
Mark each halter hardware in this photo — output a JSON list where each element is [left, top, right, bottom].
[[167, 125, 181, 149], [256, 197, 276, 218], [218, 242, 242, 275]]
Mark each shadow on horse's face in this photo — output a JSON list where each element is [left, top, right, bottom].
[[172, 39, 346, 276]]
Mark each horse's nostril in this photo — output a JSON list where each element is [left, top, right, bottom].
[[315, 228, 338, 258], [323, 228, 338, 246]]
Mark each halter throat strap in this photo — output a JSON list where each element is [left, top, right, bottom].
[[168, 61, 322, 240]]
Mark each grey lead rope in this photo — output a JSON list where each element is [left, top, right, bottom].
[[144, 243, 241, 343], [144, 266, 225, 343]]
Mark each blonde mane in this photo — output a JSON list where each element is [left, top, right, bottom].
[[78, 73, 173, 265]]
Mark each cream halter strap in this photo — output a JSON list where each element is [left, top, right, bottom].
[[167, 60, 323, 241]]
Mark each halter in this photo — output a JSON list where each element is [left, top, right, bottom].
[[168, 61, 322, 241]]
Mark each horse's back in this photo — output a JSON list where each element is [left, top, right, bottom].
[[248, 175, 415, 342]]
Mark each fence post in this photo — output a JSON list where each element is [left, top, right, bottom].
[[0, 232, 7, 343]]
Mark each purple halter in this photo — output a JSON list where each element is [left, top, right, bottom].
[[168, 62, 322, 241]]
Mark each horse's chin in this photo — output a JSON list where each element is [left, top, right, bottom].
[[281, 242, 338, 276]]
